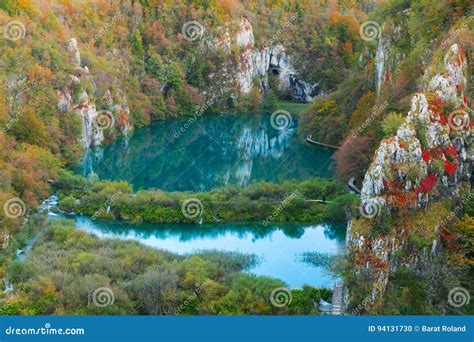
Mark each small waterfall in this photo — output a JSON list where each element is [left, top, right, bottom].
[[106, 205, 111, 215], [235, 159, 253, 186], [375, 36, 385, 92], [3, 276, 13, 293], [81, 147, 104, 177], [38, 194, 59, 216]]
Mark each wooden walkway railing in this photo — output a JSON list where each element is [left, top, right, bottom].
[[306, 135, 340, 149], [348, 177, 361, 195], [331, 282, 344, 315]]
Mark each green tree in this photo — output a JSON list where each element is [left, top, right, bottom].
[[262, 90, 278, 112], [381, 112, 405, 138], [146, 52, 166, 84], [131, 29, 144, 57]]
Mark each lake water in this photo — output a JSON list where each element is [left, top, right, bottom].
[[68, 215, 346, 288], [70, 113, 344, 289], [79, 114, 334, 191]]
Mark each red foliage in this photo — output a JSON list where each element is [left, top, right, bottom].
[[334, 136, 373, 182], [393, 192, 418, 208], [440, 230, 455, 242], [443, 145, 458, 158], [373, 260, 388, 270], [416, 174, 438, 193], [385, 70, 390, 83], [74, 104, 88, 110], [444, 159, 458, 175], [422, 150, 432, 161], [117, 109, 130, 127], [440, 114, 449, 125], [428, 96, 445, 114]]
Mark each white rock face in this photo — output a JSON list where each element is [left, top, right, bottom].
[[350, 43, 470, 314], [233, 19, 315, 102], [78, 92, 105, 148], [427, 44, 466, 107], [235, 18, 254, 48], [67, 38, 81, 67], [375, 37, 386, 92], [59, 38, 132, 148], [361, 44, 471, 207]]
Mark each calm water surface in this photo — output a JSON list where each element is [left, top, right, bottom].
[[80, 114, 334, 191], [71, 113, 343, 288], [70, 216, 345, 288]]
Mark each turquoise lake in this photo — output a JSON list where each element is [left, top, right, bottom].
[[71, 113, 343, 288], [80, 114, 334, 191], [68, 216, 346, 288]]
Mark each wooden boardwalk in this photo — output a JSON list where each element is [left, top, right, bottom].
[[306, 135, 340, 149], [348, 177, 361, 195], [331, 283, 344, 315]]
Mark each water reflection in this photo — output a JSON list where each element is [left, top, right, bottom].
[[69, 215, 345, 288], [79, 114, 333, 191]]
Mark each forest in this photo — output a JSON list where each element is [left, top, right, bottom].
[[0, 0, 472, 316]]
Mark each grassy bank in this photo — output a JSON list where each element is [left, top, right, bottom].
[[1, 219, 331, 315], [56, 172, 357, 225]]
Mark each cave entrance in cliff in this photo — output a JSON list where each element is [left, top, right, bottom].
[[271, 68, 280, 75]]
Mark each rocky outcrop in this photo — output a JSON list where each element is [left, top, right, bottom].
[[209, 18, 316, 102], [374, 26, 405, 92], [348, 44, 472, 312], [58, 38, 132, 148], [361, 44, 471, 209]]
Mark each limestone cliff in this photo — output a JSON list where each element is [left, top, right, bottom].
[[347, 44, 472, 312], [58, 38, 133, 149], [207, 18, 316, 102]]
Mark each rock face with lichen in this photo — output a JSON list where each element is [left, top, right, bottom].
[[207, 18, 316, 102], [58, 38, 133, 148], [347, 44, 472, 313], [361, 44, 471, 212]]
